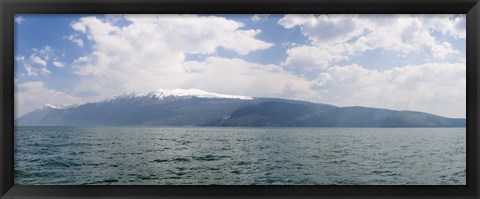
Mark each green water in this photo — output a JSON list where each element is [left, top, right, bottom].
[[14, 127, 466, 185]]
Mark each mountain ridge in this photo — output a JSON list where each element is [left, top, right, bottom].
[[16, 89, 466, 127]]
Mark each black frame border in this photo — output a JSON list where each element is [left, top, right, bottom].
[[1, 0, 479, 198]]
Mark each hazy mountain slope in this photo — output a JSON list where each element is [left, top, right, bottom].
[[213, 101, 465, 127], [16, 89, 466, 127]]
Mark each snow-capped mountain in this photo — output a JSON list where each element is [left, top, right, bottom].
[[101, 88, 253, 103], [40, 104, 79, 110], [16, 89, 466, 127], [154, 88, 253, 100]]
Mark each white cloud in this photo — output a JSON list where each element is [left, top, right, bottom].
[[15, 55, 38, 76], [65, 14, 466, 118], [275, 14, 465, 117], [24, 64, 38, 77], [15, 81, 83, 117], [311, 62, 466, 118], [52, 61, 65, 68], [27, 53, 51, 76], [39, 67, 52, 76], [423, 14, 466, 40], [279, 14, 367, 45], [355, 15, 459, 59], [181, 57, 315, 100], [65, 34, 85, 47], [73, 56, 89, 64], [15, 16, 25, 24], [278, 14, 317, 29], [69, 15, 275, 99], [219, 29, 273, 55], [72, 15, 272, 56], [313, 72, 331, 87], [16, 14, 465, 119], [29, 54, 47, 67], [15, 46, 67, 76], [252, 14, 271, 21], [279, 14, 462, 71], [15, 55, 25, 62], [33, 46, 54, 61], [282, 44, 350, 71]]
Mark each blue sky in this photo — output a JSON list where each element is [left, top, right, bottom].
[[14, 14, 466, 118]]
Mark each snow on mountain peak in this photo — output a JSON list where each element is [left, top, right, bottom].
[[39, 88, 253, 110], [40, 104, 78, 110], [154, 88, 253, 100]]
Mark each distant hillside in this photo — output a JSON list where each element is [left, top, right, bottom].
[[16, 89, 466, 127]]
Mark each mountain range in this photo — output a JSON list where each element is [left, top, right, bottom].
[[16, 89, 466, 127]]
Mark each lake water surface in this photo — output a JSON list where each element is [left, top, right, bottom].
[[14, 127, 466, 185]]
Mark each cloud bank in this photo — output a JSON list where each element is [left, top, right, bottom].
[[14, 14, 466, 118]]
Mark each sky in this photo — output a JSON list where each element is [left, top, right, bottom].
[[14, 14, 466, 118]]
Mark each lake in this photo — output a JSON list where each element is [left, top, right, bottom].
[[14, 127, 466, 185]]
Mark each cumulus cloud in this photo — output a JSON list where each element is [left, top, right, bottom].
[[15, 46, 67, 77], [275, 14, 465, 117], [71, 15, 272, 56], [65, 14, 465, 118], [279, 14, 367, 44], [29, 54, 47, 67], [52, 61, 65, 68], [181, 57, 315, 100], [33, 46, 54, 61], [15, 55, 40, 77], [69, 15, 275, 99], [65, 34, 84, 47], [23, 64, 38, 76], [311, 62, 466, 118], [16, 14, 465, 118], [282, 44, 352, 71], [252, 14, 271, 21], [422, 14, 466, 40], [279, 14, 462, 71]]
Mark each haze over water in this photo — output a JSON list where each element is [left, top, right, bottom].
[[14, 127, 466, 185]]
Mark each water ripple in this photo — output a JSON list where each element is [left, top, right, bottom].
[[14, 126, 466, 185]]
